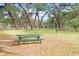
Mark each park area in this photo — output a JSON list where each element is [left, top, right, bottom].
[[0, 29, 79, 56], [0, 3, 79, 56]]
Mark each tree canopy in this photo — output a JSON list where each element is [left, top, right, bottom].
[[0, 3, 79, 32]]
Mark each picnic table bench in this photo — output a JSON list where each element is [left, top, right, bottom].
[[15, 34, 44, 45]]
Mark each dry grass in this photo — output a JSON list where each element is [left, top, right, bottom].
[[0, 30, 79, 56]]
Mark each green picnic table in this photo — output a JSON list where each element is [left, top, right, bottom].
[[15, 34, 44, 45]]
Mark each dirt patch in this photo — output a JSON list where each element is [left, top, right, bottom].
[[0, 33, 79, 55]]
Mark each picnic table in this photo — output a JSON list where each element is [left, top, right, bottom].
[[15, 34, 44, 45]]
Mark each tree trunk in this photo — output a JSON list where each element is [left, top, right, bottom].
[[3, 4, 19, 29], [18, 3, 33, 30], [39, 12, 47, 29], [34, 10, 39, 28], [37, 13, 40, 29], [8, 11, 19, 29]]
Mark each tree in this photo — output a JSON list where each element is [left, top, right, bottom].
[[0, 3, 20, 29], [18, 3, 33, 30], [46, 3, 79, 32], [34, 3, 47, 29]]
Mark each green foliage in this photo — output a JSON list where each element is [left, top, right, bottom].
[[36, 3, 47, 10], [0, 3, 79, 31], [46, 16, 54, 28], [0, 13, 4, 18], [74, 4, 79, 11], [70, 16, 79, 27], [6, 5, 16, 11]]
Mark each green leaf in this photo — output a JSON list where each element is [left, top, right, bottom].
[[6, 5, 16, 11], [0, 13, 4, 18], [36, 3, 47, 10]]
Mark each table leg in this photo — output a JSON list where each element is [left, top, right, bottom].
[[37, 36, 41, 43], [18, 42, 20, 45], [18, 37, 21, 45], [39, 40, 42, 43]]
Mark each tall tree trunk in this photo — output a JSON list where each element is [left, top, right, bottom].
[[53, 18, 58, 33], [4, 4, 19, 29], [18, 3, 33, 30], [39, 12, 47, 29], [34, 10, 39, 28], [34, 15, 37, 28], [37, 13, 40, 29], [8, 11, 19, 29]]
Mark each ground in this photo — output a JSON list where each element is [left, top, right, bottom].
[[0, 30, 79, 56]]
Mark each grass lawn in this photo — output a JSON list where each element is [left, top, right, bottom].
[[0, 29, 79, 55]]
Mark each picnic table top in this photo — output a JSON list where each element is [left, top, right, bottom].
[[16, 34, 43, 37]]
